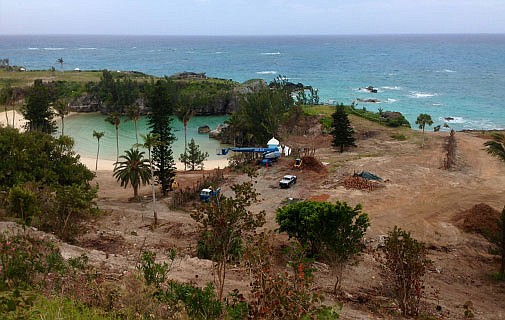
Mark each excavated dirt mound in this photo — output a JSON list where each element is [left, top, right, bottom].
[[455, 203, 501, 239], [299, 156, 327, 174]]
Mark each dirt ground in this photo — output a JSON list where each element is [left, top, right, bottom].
[[8, 116, 505, 319]]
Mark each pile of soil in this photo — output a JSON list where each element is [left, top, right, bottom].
[[455, 203, 502, 239], [299, 156, 327, 174]]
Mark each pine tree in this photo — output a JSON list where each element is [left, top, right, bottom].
[[23, 79, 55, 133], [179, 138, 209, 170], [331, 105, 356, 153], [147, 79, 177, 196]]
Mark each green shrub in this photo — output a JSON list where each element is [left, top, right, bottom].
[[391, 134, 407, 141], [276, 200, 369, 258], [0, 233, 65, 289], [160, 282, 223, 320], [138, 249, 175, 288], [6, 185, 39, 224], [0, 289, 37, 319], [225, 289, 249, 320]]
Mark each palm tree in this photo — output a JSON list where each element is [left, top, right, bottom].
[[484, 133, 505, 162], [54, 98, 70, 136], [113, 148, 151, 200], [93, 130, 105, 171], [415, 113, 433, 146], [56, 57, 64, 71], [175, 104, 194, 170], [105, 112, 121, 166], [126, 104, 141, 145], [140, 133, 160, 224]]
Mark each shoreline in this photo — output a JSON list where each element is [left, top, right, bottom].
[[1, 110, 229, 172], [80, 156, 229, 172]]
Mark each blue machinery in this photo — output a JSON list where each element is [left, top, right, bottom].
[[217, 146, 281, 165], [217, 137, 282, 164]]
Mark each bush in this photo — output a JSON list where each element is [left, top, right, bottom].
[[244, 232, 340, 319], [160, 282, 223, 320], [0, 233, 66, 289], [276, 200, 369, 258], [6, 185, 39, 224], [382, 226, 430, 317], [391, 134, 407, 141], [138, 249, 175, 288], [36, 183, 98, 242]]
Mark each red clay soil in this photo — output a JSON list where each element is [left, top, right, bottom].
[[307, 194, 330, 202], [455, 203, 502, 238]]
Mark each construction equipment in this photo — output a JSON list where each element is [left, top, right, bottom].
[[217, 137, 283, 166], [199, 187, 221, 202], [217, 146, 281, 160], [294, 158, 303, 169]]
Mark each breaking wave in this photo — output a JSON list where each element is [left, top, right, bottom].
[[409, 91, 437, 98]]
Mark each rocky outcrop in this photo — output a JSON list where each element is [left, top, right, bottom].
[[381, 111, 403, 120], [169, 72, 207, 80], [365, 86, 378, 93], [357, 98, 380, 103], [219, 125, 235, 145], [209, 125, 224, 139], [380, 111, 411, 128], [192, 96, 238, 115], [70, 94, 101, 112], [198, 125, 211, 133]]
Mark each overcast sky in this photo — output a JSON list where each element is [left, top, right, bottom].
[[1, 0, 504, 35]]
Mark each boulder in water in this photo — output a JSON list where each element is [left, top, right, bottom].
[[198, 125, 211, 133]]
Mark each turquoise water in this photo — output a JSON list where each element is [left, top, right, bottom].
[[2, 34, 505, 130], [61, 114, 228, 161]]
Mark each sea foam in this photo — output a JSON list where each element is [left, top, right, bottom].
[[260, 52, 281, 55], [44, 47, 64, 50], [409, 91, 437, 98], [256, 71, 277, 75], [381, 86, 402, 90]]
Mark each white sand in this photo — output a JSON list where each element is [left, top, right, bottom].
[[0, 110, 26, 130], [80, 156, 229, 172], [1, 111, 228, 172]]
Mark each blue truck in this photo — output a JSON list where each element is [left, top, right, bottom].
[[199, 187, 221, 202]]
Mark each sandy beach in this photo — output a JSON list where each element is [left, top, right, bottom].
[[1, 111, 229, 171], [79, 156, 229, 171], [0, 110, 26, 130]]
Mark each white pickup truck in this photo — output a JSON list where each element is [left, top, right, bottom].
[[279, 175, 297, 188]]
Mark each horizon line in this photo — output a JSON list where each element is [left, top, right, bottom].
[[1, 32, 505, 37]]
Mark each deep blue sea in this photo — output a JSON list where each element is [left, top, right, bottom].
[[1, 34, 505, 133]]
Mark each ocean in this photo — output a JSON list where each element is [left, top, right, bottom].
[[1, 34, 505, 158]]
